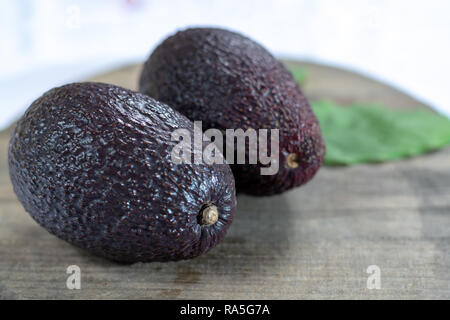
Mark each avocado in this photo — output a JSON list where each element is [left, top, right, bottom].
[[8, 82, 236, 263], [139, 28, 325, 196]]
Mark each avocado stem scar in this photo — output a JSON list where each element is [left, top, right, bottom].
[[201, 204, 219, 226], [287, 153, 300, 169]]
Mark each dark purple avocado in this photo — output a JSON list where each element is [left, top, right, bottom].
[[8, 82, 236, 263], [139, 27, 325, 196]]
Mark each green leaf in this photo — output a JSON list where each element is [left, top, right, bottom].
[[311, 100, 450, 165], [288, 67, 308, 85]]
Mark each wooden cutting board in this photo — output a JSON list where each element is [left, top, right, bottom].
[[1, 61, 449, 299]]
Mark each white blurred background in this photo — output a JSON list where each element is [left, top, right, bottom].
[[1, 0, 450, 129]]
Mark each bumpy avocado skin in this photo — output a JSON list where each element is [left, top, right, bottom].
[[139, 28, 325, 196], [8, 82, 236, 263]]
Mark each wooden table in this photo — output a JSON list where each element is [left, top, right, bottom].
[[1, 61, 449, 299]]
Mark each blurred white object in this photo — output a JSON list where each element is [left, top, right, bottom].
[[1, 0, 450, 129]]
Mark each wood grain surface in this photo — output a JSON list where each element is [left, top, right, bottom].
[[1, 61, 449, 299]]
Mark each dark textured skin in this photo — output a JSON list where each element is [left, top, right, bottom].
[[8, 82, 236, 263], [139, 28, 325, 195]]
